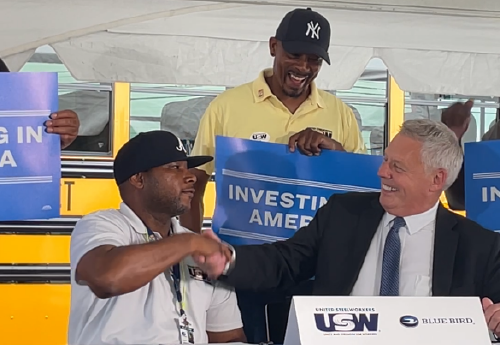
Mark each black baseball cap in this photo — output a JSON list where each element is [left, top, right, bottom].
[[275, 8, 331, 65], [113, 130, 213, 185]]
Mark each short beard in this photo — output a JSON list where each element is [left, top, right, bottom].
[[282, 88, 303, 98], [148, 193, 187, 218], [166, 198, 188, 217], [145, 178, 187, 218]]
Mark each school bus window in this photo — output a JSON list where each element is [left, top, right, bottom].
[[330, 59, 388, 155], [340, 100, 387, 156], [130, 120, 161, 138], [129, 84, 225, 144], [405, 93, 500, 145], [58, 85, 113, 154], [19, 45, 113, 155]]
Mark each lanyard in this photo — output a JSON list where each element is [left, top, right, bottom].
[[145, 226, 187, 315]]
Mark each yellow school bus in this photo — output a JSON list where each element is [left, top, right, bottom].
[[0, 51, 492, 345], [0, 60, 223, 345]]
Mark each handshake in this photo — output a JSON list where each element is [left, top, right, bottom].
[[190, 230, 233, 279]]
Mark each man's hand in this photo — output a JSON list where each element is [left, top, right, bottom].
[[193, 230, 231, 279], [441, 100, 473, 141], [482, 297, 500, 337], [288, 128, 344, 156], [190, 232, 229, 256], [45, 109, 80, 149]]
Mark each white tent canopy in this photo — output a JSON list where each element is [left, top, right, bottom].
[[2, 0, 500, 96]]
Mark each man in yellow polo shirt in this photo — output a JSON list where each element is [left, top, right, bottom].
[[180, 7, 366, 344], [180, 7, 365, 234]]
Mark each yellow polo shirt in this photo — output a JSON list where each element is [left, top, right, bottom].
[[191, 68, 366, 175]]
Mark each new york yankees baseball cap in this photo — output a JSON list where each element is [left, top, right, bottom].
[[275, 7, 331, 65], [113, 130, 213, 185]]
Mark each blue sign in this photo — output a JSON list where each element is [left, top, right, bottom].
[[0, 72, 61, 221], [464, 140, 500, 232], [212, 136, 383, 245]]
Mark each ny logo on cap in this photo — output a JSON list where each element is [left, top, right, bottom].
[[306, 21, 320, 39], [176, 136, 186, 153]]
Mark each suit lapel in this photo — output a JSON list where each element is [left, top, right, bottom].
[[342, 197, 385, 294], [431, 205, 458, 296]]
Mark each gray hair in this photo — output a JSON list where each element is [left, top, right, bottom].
[[399, 119, 463, 190]]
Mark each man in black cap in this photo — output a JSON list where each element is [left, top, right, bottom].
[[183, 7, 366, 343], [272, 7, 331, 97], [0, 57, 80, 150], [68, 130, 245, 345]]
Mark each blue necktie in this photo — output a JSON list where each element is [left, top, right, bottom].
[[380, 216, 406, 296]]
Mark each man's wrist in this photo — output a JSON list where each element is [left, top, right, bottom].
[[186, 233, 200, 255], [222, 243, 236, 275]]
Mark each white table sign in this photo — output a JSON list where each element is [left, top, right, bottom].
[[283, 296, 491, 345]]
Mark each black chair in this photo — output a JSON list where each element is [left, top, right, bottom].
[[265, 298, 293, 344], [263, 279, 314, 343]]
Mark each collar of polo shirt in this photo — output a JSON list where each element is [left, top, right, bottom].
[[119, 202, 147, 234]]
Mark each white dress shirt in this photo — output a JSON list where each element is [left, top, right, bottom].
[[351, 201, 439, 296]]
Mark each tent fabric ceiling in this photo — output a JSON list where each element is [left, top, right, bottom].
[[2, 0, 500, 96]]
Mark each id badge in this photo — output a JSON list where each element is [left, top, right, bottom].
[[179, 316, 195, 344]]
